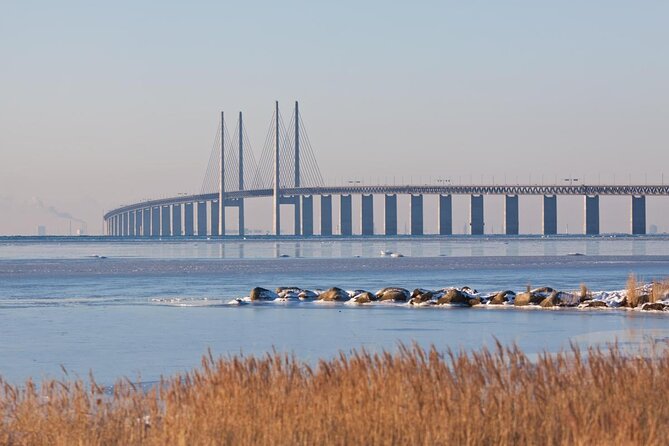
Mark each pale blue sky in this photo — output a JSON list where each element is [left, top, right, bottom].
[[1, 1, 667, 234]]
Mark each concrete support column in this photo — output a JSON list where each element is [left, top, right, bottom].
[[142, 208, 151, 237], [172, 204, 182, 236], [384, 194, 397, 236], [184, 203, 194, 236], [238, 199, 244, 236], [294, 199, 301, 236], [361, 194, 374, 235], [121, 212, 128, 237], [127, 212, 135, 236], [321, 195, 332, 236], [197, 201, 207, 236], [134, 210, 141, 236], [584, 195, 600, 235], [631, 195, 646, 235], [161, 206, 170, 237], [210, 201, 219, 237], [410, 194, 424, 235], [340, 195, 352, 236], [302, 196, 313, 236], [438, 195, 453, 235], [504, 195, 519, 235], [151, 207, 160, 237], [112, 216, 117, 236], [470, 195, 484, 235], [543, 195, 557, 235]]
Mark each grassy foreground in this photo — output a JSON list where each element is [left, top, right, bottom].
[[1, 344, 668, 445]]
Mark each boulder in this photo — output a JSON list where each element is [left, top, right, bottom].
[[461, 286, 478, 295], [467, 297, 482, 306], [515, 289, 551, 307], [627, 294, 650, 308], [298, 289, 318, 300], [376, 287, 410, 302], [580, 300, 608, 308], [489, 290, 515, 305], [276, 286, 301, 294], [410, 288, 434, 302], [318, 287, 349, 301], [539, 292, 559, 308], [351, 292, 376, 304], [436, 289, 469, 305], [641, 302, 666, 311], [250, 287, 278, 301]]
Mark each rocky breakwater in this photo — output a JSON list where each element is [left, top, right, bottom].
[[238, 282, 669, 312]]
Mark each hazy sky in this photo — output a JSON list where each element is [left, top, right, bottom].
[[1, 1, 667, 235]]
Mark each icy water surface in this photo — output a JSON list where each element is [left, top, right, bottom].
[[0, 235, 668, 384]]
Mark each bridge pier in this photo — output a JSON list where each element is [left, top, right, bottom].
[[470, 195, 484, 235], [134, 210, 141, 236], [584, 195, 600, 235], [410, 194, 424, 235], [161, 206, 170, 237], [384, 194, 397, 236], [504, 195, 519, 235], [340, 195, 352, 236], [172, 204, 182, 236], [302, 196, 313, 236], [438, 194, 452, 235], [238, 199, 244, 236], [321, 195, 332, 236], [197, 202, 207, 236], [210, 201, 219, 236], [184, 203, 194, 236], [128, 212, 135, 236], [543, 195, 557, 235], [151, 207, 160, 237], [121, 212, 127, 237], [361, 194, 374, 235], [631, 195, 646, 235], [294, 199, 301, 236], [142, 208, 150, 236]]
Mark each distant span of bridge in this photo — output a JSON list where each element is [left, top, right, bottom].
[[104, 101, 667, 237]]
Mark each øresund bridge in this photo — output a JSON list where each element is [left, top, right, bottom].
[[104, 101, 668, 237]]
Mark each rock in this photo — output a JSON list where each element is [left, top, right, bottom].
[[515, 289, 552, 306], [276, 286, 301, 294], [641, 302, 666, 311], [250, 287, 278, 301], [317, 287, 349, 301], [628, 294, 650, 308], [351, 292, 376, 304], [540, 292, 559, 308], [461, 286, 478, 295], [489, 290, 515, 305], [298, 290, 318, 300], [467, 297, 482, 306], [580, 300, 608, 308], [410, 288, 434, 302], [436, 289, 469, 305], [376, 287, 410, 302]]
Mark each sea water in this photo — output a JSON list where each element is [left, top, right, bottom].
[[1, 235, 668, 384]]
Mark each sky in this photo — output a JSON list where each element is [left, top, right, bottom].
[[1, 1, 667, 235]]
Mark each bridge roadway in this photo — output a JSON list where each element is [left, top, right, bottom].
[[104, 183, 667, 237]]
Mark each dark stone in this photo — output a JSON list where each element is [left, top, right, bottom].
[[642, 302, 666, 311], [250, 287, 278, 301], [410, 288, 434, 302], [352, 292, 376, 304], [318, 287, 349, 301], [467, 297, 482, 306], [489, 290, 515, 305], [436, 289, 469, 305], [581, 300, 608, 308], [376, 287, 410, 302], [298, 289, 318, 300]]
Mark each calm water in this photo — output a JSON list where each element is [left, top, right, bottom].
[[1, 235, 668, 384]]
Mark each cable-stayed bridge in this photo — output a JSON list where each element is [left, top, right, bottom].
[[104, 101, 669, 237]]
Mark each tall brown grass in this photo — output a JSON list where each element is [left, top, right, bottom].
[[652, 279, 669, 303], [627, 273, 639, 307], [1, 344, 669, 445]]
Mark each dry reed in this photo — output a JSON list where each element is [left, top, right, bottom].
[[1, 343, 669, 446]]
